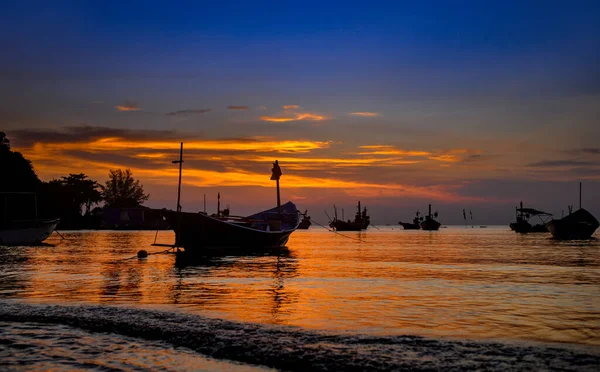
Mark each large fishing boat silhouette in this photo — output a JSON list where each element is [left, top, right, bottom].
[[509, 202, 552, 233], [546, 183, 599, 240], [0, 192, 59, 245], [328, 202, 370, 231], [420, 204, 441, 231], [153, 143, 300, 256]]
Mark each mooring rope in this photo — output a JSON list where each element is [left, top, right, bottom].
[[54, 230, 67, 240], [310, 219, 365, 243]]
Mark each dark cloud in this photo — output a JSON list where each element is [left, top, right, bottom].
[[227, 105, 249, 110], [527, 160, 596, 167], [166, 109, 211, 116], [567, 148, 600, 156], [461, 154, 486, 163], [9, 126, 183, 147]]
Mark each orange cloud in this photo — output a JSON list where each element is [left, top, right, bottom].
[[115, 101, 140, 112], [350, 112, 381, 117], [227, 105, 249, 110], [12, 126, 506, 206], [33, 137, 331, 154], [19, 138, 479, 202], [283, 105, 300, 109], [356, 145, 431, 157], [261, 112, 327, 122]]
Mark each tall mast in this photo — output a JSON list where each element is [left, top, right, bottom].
[[173, 142, 184, 212], [171, 142, 184, 248], [580, 182, 582, 209]]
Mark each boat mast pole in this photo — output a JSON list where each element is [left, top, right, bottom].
[[174, 142, 183, 213], [277, 178, 281, 214], [203, 194, 206, 213], [580, 182, 582, 209], [172, 142, 184, 249]]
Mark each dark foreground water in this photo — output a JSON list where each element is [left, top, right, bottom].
[[0, 227, 599, 370]]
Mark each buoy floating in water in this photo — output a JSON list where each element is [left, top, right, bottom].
[[137, 250, 149, 259]]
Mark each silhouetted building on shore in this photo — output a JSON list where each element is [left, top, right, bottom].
[[100, 207, 169, 230]]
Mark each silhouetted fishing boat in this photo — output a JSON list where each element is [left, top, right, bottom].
[[161, 202, 300, 252], [297, 210, 312, 229], [329, 201, 370, 231], [509, 202, 551, 233], [399, 210, 421, 230], [154, 143, 299, 255], [546, 183, 599, 240], [420, 204, 441, 231], [0, 192, 59, 245]]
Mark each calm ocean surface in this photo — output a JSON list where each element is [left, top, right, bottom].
[[1, 227, 599, 371]]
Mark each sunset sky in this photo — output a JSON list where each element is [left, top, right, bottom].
[[2, 1, 599, 224]]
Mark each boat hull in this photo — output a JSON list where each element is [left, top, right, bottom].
[[0, 218, 60, 245], [399, 222, 420, 230], [509, 221, 548, 233], [297, 218, 311, 229], [546, 209, 599, 240], [161, 202, 299, 255], [330, 220, 363, 231], [420, 219, 441, 231]]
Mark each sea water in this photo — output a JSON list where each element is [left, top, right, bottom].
[[0, 227, 598, 370]]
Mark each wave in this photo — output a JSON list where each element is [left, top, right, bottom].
[[1, 302, 598, 371]]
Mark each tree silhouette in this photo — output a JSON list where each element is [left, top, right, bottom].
[[101, 169, 149, 208], [0, 132, 40, 192], [58, 174, 103, 215]]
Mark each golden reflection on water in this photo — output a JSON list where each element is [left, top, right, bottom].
[[0, 228, 598, 345]]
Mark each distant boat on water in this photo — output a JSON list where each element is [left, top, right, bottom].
[[546, 183, 599, 240], [0, 192, 59, 245], [509, 202, 552, 233], [420, 204, 441, 231], [329, 201, 370, 231], [399, 210, 421, 230], [297, 210, 312, 229], [154, 143, 300, 255]]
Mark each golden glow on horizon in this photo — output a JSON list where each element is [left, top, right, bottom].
[[15, 135, 499, 203]]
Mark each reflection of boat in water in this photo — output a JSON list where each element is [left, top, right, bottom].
[[0, 192, 59, 246], [546, 183, 599, 240], [420, 204, 441, 231], [155, 143, 299, 256], [399, 210, 421, 230], [509, 202, 551, 233], [329, 201, 370, 231], [297, 210, 311, 229]]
